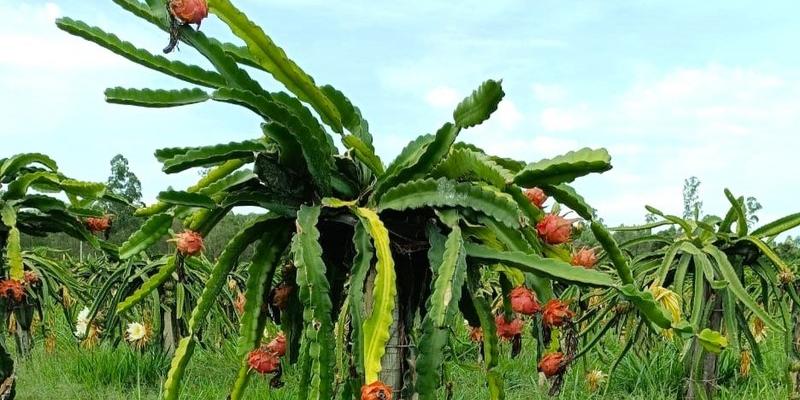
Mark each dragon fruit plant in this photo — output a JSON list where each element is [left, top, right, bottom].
[[76, 252, 242, 355], [604, 191, 800, 399], [0, 153, 115, 395], [57, 0, 704, 398]]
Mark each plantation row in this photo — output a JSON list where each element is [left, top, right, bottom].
[[2, 0, 799, 399]]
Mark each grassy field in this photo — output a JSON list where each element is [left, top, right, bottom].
[[11, 318, 789, 400]]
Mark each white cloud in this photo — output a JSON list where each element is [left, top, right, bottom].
[[43, 2, 61, 21], [532, 83, 567, 103], [539, 106, 589, 132], [606, 170, 642, 185], [529, 136, 578, 157], [614, 65, 792, 138], [464, 134, 580, 163], [494, 100, 523, 130], [593, 184, 683, 221], [557, 64, 800, 227], [0, 2, 123, 70], [424, 86, 460, 108], [606, 143, 642, 157]]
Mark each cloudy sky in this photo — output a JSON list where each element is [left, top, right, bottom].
[[2, 0, 799, 230]]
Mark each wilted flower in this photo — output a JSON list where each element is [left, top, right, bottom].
[[588, 290, 604, 308], [524, 187, 548, 208], [23, 271, 40, 287], [234, 292, 246, 315], [62, 287, 74, 308], [613, 301, 631, 314], [168, 0, 208, 25], [171, 230, 204, 257], [649, 285, 681, 323], [266, 332, 287, 357], [126, 322, 152, 349], [80, 325, 102, 349], [538, 352, 567, 378], [468, 326, 483, 343], [571, 247, 597, 268], [247, 349, 281, 374], [6, 314, 15, 335], [0, 279, 26, 303], [361, 381, 393, 400], [509, 286, 540, 315], [586, 369, 608, 392], [536, 214, 572, 245], [778, 269, 795, 285], [86, 216, 112, 233], [494, 315, 524, 340], [45, 333, 57, 354], [750, 317, 768, 343], [542, 299, 575, 327], [272, 283, 293, 310], [740, 350, 751, 377]]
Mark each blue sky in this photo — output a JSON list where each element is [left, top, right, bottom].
[[2, 0, 799, 231]]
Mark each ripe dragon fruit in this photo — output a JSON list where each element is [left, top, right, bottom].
[[536, 214, 572, 245], [538, 352, 567, 378], [495, 314, 524, 340], [86, 216, 112, 233], [248, 348, 281, 374], [172, 230, 205, 257], [571, 247, 597, 268], [524, 187, 548, 208], [0, 279, 25, 303], [266, 332, 287, 357], [542, 299, 575, 327], [509, 286, 540, 315], [361, 381, 393, 400], [168, 0, 208, 25]]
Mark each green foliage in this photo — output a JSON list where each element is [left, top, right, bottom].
[[118, 214, 172, 259], [105, 87, 210, 108], [53, 2, 660, 398], [752, 212, 800, 238], [465, 242, 615, 287], [230, 225, 291, 399], [432, 148, 514, 189], [541, 184, 595, 221], [378, 178, 522, 228], [514, 148, 612, 187], [0, 152, 109, 381], [116, 256, 177, 314], [160, 140, 264, 174], [209, 0, 343, 132], [292, 206, 335, 398], [355, 208, 396, 385], [55, 17, 225, 88], [157, 191, 216, 209], [453, 79, 505, 128], [609, 188, 800, 398], [415, 225, 467, 398]]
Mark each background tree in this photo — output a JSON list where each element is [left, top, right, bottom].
[[106, 154, 142, 206], [683, 176, 703, 219], [105, 155, 143, 243], [745, 196, 762, 227]]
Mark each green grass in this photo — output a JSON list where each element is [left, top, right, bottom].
[[11, 319, 790, 399]]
